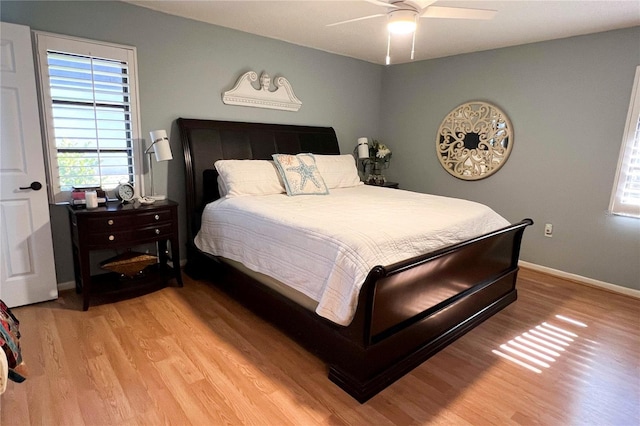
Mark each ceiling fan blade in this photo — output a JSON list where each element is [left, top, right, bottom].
[[421, 6, 497, 20], [326, 14, 386, 27], [406, 0, 437, 10], [364, 0, 399, 8]]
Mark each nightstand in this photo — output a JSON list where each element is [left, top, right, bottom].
[[68, 199, 183, 310], [366, 181, 399, 189]]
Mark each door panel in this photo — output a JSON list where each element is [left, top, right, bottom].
[[1, 200, 36, 276], [0, 21, 58, 307]]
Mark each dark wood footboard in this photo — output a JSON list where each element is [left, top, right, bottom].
[[328, 218, 532, 401]]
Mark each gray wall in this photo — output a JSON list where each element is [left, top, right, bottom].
[[1, 1, 383, 285], [379, 27, 640, 290], [2, 1, 638, 291]]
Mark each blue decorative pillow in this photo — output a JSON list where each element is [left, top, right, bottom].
[[272, 153, 329, 196]]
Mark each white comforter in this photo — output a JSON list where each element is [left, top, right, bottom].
[[195, 185, 510, 326]]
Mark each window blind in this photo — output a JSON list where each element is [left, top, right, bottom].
[[34, 32, 142, 204], [47, 51, 134, 191], [617, 117, 640, 205], [610, 66, 640, 218]]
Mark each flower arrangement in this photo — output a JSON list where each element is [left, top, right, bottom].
[[370, 140, 392, 166], [367, 140, 392, 185]]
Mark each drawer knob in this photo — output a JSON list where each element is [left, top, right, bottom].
[[108, 220, 114, 226], [109, 235, 115, 241], [155, 228, 160, 235], [154, 214, 160, 220]]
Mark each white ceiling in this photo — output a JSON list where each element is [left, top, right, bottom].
[[124, 0, 640, 65]]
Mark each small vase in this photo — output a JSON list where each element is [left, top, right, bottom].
[[367, 161, 386, 186]]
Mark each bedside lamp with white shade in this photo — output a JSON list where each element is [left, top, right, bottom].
[[357, 137, 370, 159], [144, 129, 173, 201]]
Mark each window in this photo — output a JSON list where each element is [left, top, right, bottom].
[[609, 66, 640, 218], [34, 32, 142, 204]]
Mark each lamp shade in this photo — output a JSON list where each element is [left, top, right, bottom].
[[357, 137, 370, 159], [149, 130, 173, 162]]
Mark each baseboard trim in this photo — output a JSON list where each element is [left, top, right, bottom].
[[519, 261, 640, 299], [57, 280, 76, 291]]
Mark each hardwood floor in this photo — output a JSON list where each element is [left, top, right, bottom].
[[1, 268, 638, 425]]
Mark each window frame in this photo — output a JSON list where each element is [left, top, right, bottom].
[[609, 66, 640, 219], [33, 31, 144, 204]]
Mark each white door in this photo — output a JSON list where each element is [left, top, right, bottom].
[[0, 22, 58, 307]]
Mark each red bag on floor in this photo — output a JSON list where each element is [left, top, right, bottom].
[[0, 299, 26, 385]]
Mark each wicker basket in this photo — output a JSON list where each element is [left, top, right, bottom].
[[100, 252, 158, 278]]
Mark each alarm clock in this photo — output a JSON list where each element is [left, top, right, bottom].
[[114, 182, 135, 203]]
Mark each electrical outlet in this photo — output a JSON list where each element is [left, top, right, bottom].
[[544, 223, 553, 238]]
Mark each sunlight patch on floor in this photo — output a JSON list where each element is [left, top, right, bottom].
[[492, 314, 588, 373], [555, 315, 587, 328]]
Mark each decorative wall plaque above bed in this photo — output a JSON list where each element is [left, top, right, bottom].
[[222, 71, 302, 112], [436, 101, 513, 180]]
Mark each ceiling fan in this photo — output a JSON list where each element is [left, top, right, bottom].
[[327, 0, 497, 64]]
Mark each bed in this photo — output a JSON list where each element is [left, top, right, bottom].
[[178, 118, 533, 402]]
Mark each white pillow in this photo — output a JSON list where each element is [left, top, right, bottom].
[[313, 154, 363, 189], [214, 159, 285, 197], [216, 175, 228, 198]]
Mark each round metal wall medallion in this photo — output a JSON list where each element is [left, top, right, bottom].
[[436, 101, 513, 180]]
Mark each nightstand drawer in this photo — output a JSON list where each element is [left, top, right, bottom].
[[134, 209, 172, 226], [87, 224, 173, 247], [85, 216, 132, 232], [89, 230, 134, 247], [135, 223, 174, 240]]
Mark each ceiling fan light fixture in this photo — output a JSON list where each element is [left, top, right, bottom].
[[387, 9, 417, 34]]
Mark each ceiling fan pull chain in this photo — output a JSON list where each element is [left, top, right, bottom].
[[385, 31, 392, 65], [410, 15, 417, 60]]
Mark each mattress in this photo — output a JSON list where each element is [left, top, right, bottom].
[[195, 185, 510, 326]]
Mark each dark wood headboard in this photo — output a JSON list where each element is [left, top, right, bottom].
[[177, 118, 341, 243]]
